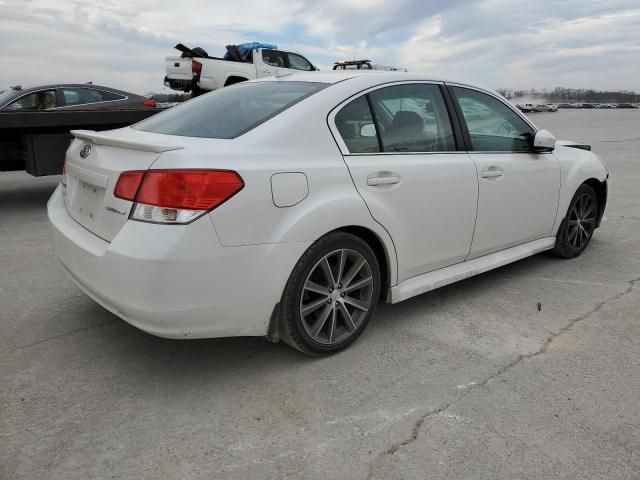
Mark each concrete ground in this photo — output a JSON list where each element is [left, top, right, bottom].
[[1, 110, 639, 479]]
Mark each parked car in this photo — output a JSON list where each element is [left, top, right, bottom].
[[557, 103, 579, 109], [516, 104, 532, 113], [616, 103, 638, 109], [580, 103, 596, 109], [48, 72, 608, 355], [0, 84, 156, 111], [596, 103, 615, 109], [546, 104, 558, 112], [164, 42, 318, 95]]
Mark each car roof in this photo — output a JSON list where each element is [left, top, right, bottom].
[[257, 70, 500, 97], [7, 84, 138, 96]]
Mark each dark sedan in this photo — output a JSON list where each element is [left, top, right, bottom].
[[0, 84, 156, 111]]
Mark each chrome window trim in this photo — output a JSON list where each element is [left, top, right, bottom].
[[57, 87, 129, 109], [328, 80, 456, 156], [2, 86, 129, 110]]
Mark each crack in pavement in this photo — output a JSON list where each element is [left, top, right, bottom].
[[366, 276, 640, 479]]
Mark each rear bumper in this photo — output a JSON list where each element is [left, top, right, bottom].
[[163, 76, 192, 92], [47, 185, 309, 339]]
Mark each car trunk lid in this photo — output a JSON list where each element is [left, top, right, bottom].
[[63, 128, 184, 242]]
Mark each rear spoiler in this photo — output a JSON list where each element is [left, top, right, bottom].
[[71, 130, 184, 153], [556, 140, 591, 151]]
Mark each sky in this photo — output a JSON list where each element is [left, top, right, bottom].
[[1, 0, 639, 95]]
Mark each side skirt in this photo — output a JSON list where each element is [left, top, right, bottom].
[[390, 237, 556, 304]]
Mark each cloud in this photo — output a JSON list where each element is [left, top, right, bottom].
[[0, 0, 638, 93]]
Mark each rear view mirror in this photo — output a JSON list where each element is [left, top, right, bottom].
[[360, 124, 377, 137], [533, 129, 556, 152]]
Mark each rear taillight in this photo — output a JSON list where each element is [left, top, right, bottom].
[[192, 60, 202, 76], [114, 169, 244, 224], [114, 171, 145, 200], [142, 99, 157, 108]]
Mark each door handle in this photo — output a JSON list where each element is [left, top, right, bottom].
[[367, 175, 400, 186], [481, 169, 504, 179]]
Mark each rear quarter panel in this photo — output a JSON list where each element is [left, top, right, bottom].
[[149, 93, 399, 285]]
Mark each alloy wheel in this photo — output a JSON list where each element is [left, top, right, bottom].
[[567, 193, 596, 251], [299, 249, 374, 345]]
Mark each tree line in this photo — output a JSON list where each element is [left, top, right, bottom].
[[496, 87, 640, 103]]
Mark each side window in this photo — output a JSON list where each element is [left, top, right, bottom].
[[62, 88, 105, 105], [452, 87, 534, 152], [99, 90, 126, 101], [261, 50, 286, 68], [7, 90, 57, 110], [335, 96, 380, 154], [287, 53, 313, 71], [369, 84, 456, 152]]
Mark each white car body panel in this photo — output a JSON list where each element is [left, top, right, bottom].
[[47, 71, 608, 341], [467, 151, 560, 259]]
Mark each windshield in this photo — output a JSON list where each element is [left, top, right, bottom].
[[134, 81, 327, 139], [0, 90, 21, 108]]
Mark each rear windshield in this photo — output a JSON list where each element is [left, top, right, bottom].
[[134, 81, 327, 139]]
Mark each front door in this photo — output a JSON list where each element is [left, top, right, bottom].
[[450, 86, 560, 259], [332, 83, 479, 282]]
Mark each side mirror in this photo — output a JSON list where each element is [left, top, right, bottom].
[[533, 129, 556, 152], [360, 123, 377, 137]]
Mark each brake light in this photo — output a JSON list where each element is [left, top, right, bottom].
[[114, 169, 244, 224], [114, 171, 145, 200], [142, 99, 157, 108], [192, 60, 202, 75]]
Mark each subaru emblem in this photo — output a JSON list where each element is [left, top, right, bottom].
[[79, 144, 92, 159]]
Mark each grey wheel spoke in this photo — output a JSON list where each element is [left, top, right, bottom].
[[304, 280, 328, 295], [320, 258, 336, 287], [311, 304, 333, 338], [302, 296, 329, 316], [583, 205, 594, 219], [343, 276, 373, 294], [327, 307, 337, 343], [342, 257, 365, 288], [582, 218, 595, 224], [336, 249, 347, 285], [337, 302, 356, 332], [343, 296, 369, 311], [568, 220, 578, 226]]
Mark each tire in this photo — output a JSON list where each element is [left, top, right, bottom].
[[279, 232, 381, 356], [191, 85, 205, 98], [552, 183, 598, 258]]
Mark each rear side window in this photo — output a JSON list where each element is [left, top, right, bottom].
[[334, 96, 380, 153], [369, 84, 455, 152], [134, 81, 327, 139], [61, 88, 124, 105], [335, 84, 456, 154], [262, 50, 286, 68]]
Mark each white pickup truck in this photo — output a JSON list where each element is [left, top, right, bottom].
[[164, 43, 318, 95]]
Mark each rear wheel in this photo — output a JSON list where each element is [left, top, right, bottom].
[[552, 184, 598, 258], [280, 232, 381, 356]]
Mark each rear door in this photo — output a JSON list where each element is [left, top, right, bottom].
[[449, 86, 560, 258], [331, 82, 478, 282]]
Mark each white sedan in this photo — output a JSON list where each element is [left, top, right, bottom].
[[48, 72, 608, 355]]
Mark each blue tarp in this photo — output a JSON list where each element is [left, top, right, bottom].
[[224, 42, 278, 61]]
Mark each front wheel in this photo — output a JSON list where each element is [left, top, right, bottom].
[[552, 184, 598, 258], [279, 232, 381, 356]]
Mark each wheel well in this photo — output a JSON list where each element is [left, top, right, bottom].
[[583, 178, 607, 227], [224, 76, 248, 86], [335, 226, 391, 302]]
